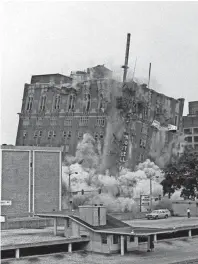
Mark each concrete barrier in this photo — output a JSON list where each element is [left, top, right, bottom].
[[109, 212, 146, 221], [172, 200, 198, 217], [1, 217, 54, 230]]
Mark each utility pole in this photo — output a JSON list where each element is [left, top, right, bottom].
[[68, 170, 78, 211], [148, 62, 152, 89], [122, 33, 131, 83], [150, 177, 153, 211]]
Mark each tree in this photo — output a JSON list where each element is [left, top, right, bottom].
[[161, 150, 198, 199]]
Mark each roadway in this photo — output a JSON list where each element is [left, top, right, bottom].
[[125, 216, 198, 229]]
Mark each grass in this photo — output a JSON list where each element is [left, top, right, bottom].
[[28, 257, 40, 262], [52, 254, 65, 259], [163, 241, 173, 245]]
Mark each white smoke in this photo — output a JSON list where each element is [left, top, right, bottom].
[[62, 158, 164, 212], [171, 189, 184, 200], [76, 133, 100, 169]]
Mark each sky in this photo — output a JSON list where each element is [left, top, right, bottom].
[[1, 1, 198, 144]]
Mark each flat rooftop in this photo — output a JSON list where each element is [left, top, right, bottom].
[[1, 228, 89, 251]]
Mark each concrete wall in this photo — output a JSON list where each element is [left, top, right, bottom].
[[1, 218, 54, 230], [85, 231, 111, 254], [109, 212, 146, 221], [1, 146, 62, 217], [172, 200, 198, 216]]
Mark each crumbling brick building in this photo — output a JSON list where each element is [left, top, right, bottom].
[[16, 65, 184, 171]]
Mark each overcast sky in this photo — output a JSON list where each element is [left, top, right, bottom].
[[1, 1, 198, 144]]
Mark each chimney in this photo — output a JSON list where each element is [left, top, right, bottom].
[[78, 205, 106, 226]]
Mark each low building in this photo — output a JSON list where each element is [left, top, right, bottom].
[[37, 205, 166, 255], [182, 101, 198, 152], [1, 145, 62, 217]]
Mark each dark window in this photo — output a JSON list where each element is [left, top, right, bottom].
[[48, 131, 52, 139], [175, 115, 178, 126], [194, 128, 198, 134], [23, 131, 27, 138], [94, 133, 99, 140], [67, 131, 72, 139], [130, 236, 134, 242], [185, 136, 192, 143], [34, 131, 38, 138], [68, 95, 73, 111], [72, 96, 76, 110], [26, 96, 33, 111], [39, 131, 42, 137], [194, 136, 198, 143], [40, 96, 46, 111], [85, 93, 91, 112], [78, 131, 83, 139], [62, 131, 67, 138], [79, 117, 88, 126], [54, 95, 60, 110], [113, 235, 119, 244], [101, 234, 107, 244], [184, 128, 192, 134], [194, 144, 198, 150]]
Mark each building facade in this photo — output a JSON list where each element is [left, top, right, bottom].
[[1, 145, 62, 217], [182, 101, 198, 152], [16, 65, 184, 172]]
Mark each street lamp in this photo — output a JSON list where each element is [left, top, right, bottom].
[[150, 177, 152, 210], [149, 175, 160, 211], [68, 170, 78, 211]]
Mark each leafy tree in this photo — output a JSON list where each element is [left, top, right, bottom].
[[161, 150, 198, 199]]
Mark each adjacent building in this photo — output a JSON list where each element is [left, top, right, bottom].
[[16, 65, 184, 172], [1, 145, 62, 217], [183, 101, 198, 152]]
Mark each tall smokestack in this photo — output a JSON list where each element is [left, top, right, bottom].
[[148, 62, 151, 89], [122, 33, 131, 83]]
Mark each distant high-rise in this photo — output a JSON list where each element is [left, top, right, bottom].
[[182, 101, 198, 152]]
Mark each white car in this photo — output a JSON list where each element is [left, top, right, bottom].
[[146, 209, 171, 220]]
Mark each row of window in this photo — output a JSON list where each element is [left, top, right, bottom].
[[185, 144, 198, 150], [26, 94, 76, 112], [23, 116, 106, 128], [26, 93, 105, 113], [184, 136, 198, 143], [184, 128, 198, 134], [23, 130, 104, 140], [94, 132, 104, 140], [101, 234, 134, 244]]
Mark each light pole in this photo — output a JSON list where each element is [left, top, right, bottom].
[[68, 170, 78, 211], [150, 177, 153, 211]]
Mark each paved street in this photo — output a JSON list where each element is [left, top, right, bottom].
[[2, 237, 198, 264], [125, 217, 198, 229]]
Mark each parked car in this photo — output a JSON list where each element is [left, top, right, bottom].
[[146, 209, 171, 220]]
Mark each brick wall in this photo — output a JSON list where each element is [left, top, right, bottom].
[[1, 146, 62, 217], [1, 150, 30, 216], [34, 151, 60, 213]]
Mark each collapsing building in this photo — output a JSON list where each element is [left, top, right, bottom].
[[16, 64, 184, 173]]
